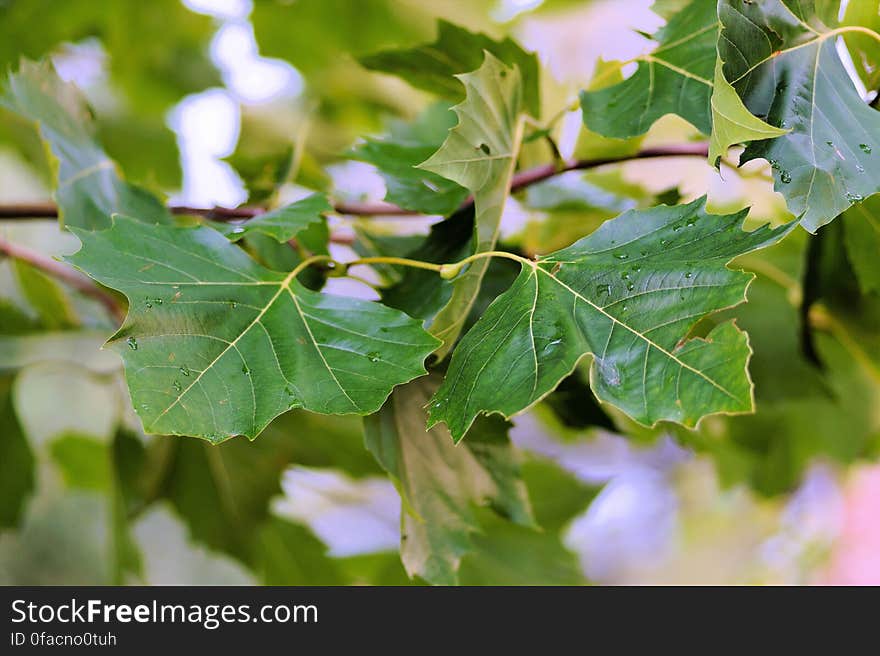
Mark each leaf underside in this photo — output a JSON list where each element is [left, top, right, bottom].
[[363, 374, 532, 585], [419, 52, 525, 358]]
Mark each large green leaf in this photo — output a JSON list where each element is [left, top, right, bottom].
[[359, 20, 541, 117], [352, 103, 468, 216], [718, 0, 880, 231], [419, 53, 525, 358], [1, 60, 170, 230], [363, 374, 533, 585], [66, 217, 440, 441], [579, 0, 718, 138], [429, 198, 794, 440]]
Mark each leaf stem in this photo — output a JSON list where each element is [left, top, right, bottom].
[[345, 256, 444, 272], [345, 250, 532, 281], [289, 254, 335, 279]]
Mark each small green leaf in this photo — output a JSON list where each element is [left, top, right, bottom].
[[0, 59, 171, 230], [66, 217, 440, 441], [363, 374, 533, 585], [429, 197, 794, 441], [708, 59, 789, 166], [418, 53, 525, 358], [359, 20, 541, 117], [211, 194, 331, 244], [718, 0, 880, 231], [579, 0, 718, 138], [352, 103, 468, 216]]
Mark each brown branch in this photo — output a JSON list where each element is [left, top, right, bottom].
[[509, 142, 709, 193], [0, 143, 708, 317], [0, 143, 709, 221], [0, 234, 124, 322]]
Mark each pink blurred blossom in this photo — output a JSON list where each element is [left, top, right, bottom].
[[822, 465, 880, 585]]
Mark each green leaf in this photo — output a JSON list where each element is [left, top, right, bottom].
[[211, 194, 331, 244], [842, 196, 880, 294], [718, 0, 880, 231], [120, 419, 359, 584], [12, 260, 79, 330], [457, 510, 585, 585], [363, 374, 533, 585], [252, 0, 428, 76], [0, 0, 220, 116], [50, 435, 113, 492], [66, 217, 440, 441], [429, 197, 794, 440], [250, 516, 346, 585], [842, 0, 880, 90], [418, 52, 525, 358], [0, 379, 34, 529], [579, 0, 718, 138], [0, 59, 171, 230], [359, 20, 541, 118], [352, 103, 468, 216], [708, 59, 789, 166]]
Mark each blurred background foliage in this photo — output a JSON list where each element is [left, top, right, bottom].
[[0, 0, 878, 585]]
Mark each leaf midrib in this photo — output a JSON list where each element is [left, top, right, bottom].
[[150, 269, 299, 427], [532, 264, 742, 402]]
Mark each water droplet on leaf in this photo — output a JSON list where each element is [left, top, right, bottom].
[[172, 380, 182, 393], [596, 284, 611, 296], [614, 252, 628, 260], [367, 351, 380, 363], [780, 170, 791, 184], [127, 337, 138, 350], [179, 366, 190, 377], [860, 143, 872, 154]]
